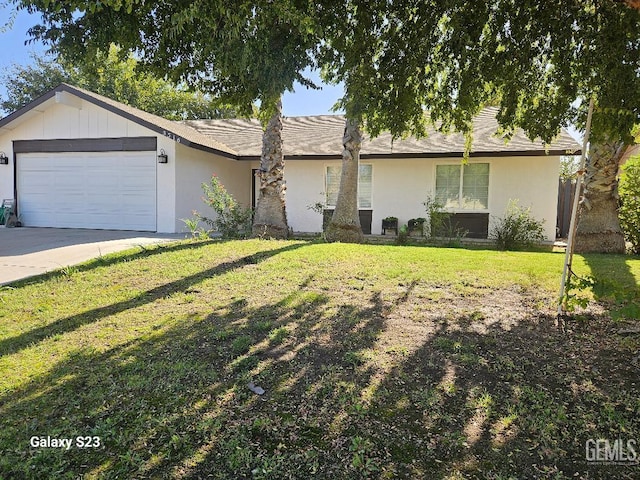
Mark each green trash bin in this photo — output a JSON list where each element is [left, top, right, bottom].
[[0, 199, 16, 226]]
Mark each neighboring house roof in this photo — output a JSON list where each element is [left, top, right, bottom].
[[184, 108, 581, 160], [0, 83, 581, 160], [0, 83, 239, 158]]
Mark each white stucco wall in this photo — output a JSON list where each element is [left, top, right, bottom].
[[276, 160, 326, 233], [0, 138, 12, 204], [0, 95, 561, 239], [488, 155, 560, 241], [174, 144, 251, 232], [280, 155, 560, 240], [0, 98, 178, 232]]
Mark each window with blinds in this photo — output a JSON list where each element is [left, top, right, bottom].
[[435, 163, 489, 210], [325, 164, 373, 209]]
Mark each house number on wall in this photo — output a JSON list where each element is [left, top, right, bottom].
[[162, 131, 182, 143]]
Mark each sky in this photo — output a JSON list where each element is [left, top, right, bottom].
[[0, 5, 345, 117]]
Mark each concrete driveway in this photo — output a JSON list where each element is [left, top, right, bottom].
[[0, 227, 186, 285]]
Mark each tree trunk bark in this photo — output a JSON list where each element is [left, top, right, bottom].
[[574, 139, 626, 253], [325, 118, 364, 243], [252, 98, 289, 239]]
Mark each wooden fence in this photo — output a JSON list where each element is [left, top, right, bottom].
[[557, 179, 577, 239]]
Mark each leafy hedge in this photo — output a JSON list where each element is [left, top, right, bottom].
[[619, 154, 640, 254]]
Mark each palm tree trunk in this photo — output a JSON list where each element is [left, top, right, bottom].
[[574, 139, 626, 253], [252, 98, 289, 239], [325, 118, 364, 243]]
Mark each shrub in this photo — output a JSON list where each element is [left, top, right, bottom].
[[423, 196, 467, 245], [491, 200, 546, 250], [395, 225, 409, 245], [181, 216, 210, 240], [194, 175, 253, 239], [423, 196, 451, 237], [619, 154, 640, 254]]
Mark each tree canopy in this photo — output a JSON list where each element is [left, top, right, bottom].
[[319, 1, 640, 146], [9, 0, 640, 249], [15, 1, 640, 142], [0, 46, 237, 120], [17, 1, 319, 122]]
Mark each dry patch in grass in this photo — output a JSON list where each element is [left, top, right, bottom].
[[0, 240, 638, 479]]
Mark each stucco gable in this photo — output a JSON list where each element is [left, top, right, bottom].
[[0, 83, 239, 158]]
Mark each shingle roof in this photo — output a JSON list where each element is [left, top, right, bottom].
[[183, 108, 581, 159], [1, 84, 580, 160]]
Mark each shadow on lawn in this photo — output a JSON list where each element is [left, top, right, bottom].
[[580, 253, 640, 320], [13, 238, 226, 288], [0, 241, 308, 357], [1, 274, 638, 478]]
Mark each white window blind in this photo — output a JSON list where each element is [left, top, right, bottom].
[[325, 164, 373, 208], [435, 163, 489, 210]]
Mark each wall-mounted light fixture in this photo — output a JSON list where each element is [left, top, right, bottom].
[[157, 149, 168, 164], [0, 152, 8, 165]]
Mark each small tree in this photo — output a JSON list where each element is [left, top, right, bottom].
[[619, 154, 640, 254], [194, 175, 253, 239]]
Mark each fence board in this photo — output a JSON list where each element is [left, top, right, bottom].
[[556, 179, 577, 238]]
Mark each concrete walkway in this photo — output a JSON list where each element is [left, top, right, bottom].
[[0, 227, 186, 285]]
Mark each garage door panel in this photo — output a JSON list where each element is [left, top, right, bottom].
[[17, 151, 157, 231]]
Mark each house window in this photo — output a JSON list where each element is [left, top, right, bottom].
[[435, 163, 489, 210], [326, 164, 372, 208]]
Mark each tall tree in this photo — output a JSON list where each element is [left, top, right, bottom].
[[574, 139, 627, 252], [0, 53, 69, 113], [0, 48, 235, 119], [15, 0, 320, 239], [252, 98, 288, 238], [325, 117, 364, 243], [320, 0, 384, 242], [320, 0, 640, 249], [15, 0, 640, 249]]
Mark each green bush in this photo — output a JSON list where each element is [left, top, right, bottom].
[[491, 200, 545, 250], [194, 175, 253, 238], [423, 196, 467, 246], [619, 154, 640, 254], [423, 196, 450, 237], [395, 225, 409, 245]]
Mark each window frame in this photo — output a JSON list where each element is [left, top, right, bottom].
[[325, 163, 373, 209], [434, 161, 490, 212]]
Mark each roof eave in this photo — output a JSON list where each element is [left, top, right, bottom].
[[0, 88, 58, 131], [236, 149, 581, 161]]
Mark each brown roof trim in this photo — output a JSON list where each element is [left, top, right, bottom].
[[2, 85, 581, 161], [0, 89, 58, 130], [0, 84, 240, 160], [14, 137, 157, 153], [236, 148, 580, 161], [56, 85, 239, 160]]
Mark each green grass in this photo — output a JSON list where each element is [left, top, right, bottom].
[[0, 239, 639, 479]]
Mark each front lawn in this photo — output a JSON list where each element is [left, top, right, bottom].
[[0, 240, 638, 479]]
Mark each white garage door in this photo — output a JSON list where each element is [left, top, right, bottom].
[[17, 151, 157, 231]]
